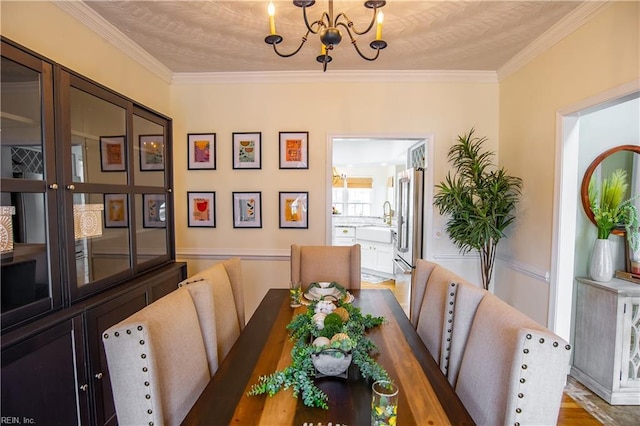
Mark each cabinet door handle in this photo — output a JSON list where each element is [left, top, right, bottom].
[[167, 188, 173, 193], [79, 384, 88, 392], [94, 372, 103, 380], [66, 184, 75, 191], [48, 183, 59, 190]]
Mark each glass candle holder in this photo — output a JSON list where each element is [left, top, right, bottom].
[[289, 281, 302, 307], [371, 380, 398, 426]]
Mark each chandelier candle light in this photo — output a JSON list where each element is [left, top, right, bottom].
[[265, 0, 387, 72]]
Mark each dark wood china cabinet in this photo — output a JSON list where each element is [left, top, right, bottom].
[[1, 38, 186, 425]]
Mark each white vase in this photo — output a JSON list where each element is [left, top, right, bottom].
[[589, 238, 613, 282]]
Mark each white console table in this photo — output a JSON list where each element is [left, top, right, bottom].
[[571, 277, 640, 405]]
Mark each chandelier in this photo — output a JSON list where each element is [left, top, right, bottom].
[[265, 0, 388, 72]]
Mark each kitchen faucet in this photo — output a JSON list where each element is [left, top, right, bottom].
[[383, 201, 392, 226]]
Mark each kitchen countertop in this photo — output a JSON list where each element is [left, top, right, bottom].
[[332, 217, 396, 228]]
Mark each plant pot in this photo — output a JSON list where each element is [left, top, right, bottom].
[[589, 238, 613, 282], [311, 348, 352, 378]]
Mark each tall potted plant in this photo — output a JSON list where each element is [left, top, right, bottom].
[[434, 129, 522, 290], [587, 168, 639, 282]]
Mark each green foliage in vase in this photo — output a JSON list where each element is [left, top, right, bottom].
[[433, 128, 522, 290], [247, 299, 389, 409], [588, 168, 639, 250]]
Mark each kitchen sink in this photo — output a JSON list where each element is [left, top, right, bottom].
[[356, 226, 394, 243]]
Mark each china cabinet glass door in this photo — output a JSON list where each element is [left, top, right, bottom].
[[0, 43, 61, 327], [61, 74, 134, 301], [1, 38, 175, 328]]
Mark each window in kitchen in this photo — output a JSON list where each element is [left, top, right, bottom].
[[332, 177, 373, 216]]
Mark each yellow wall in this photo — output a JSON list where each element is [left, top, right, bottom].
[[8, 1, 635, 323], [172, 80, 498, 315], [498, 1, 640, 322], [0, 1, 171, 115]]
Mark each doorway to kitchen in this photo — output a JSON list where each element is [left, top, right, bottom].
[[326, 133, 434, 317]]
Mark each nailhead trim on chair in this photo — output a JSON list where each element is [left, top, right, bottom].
[[178, 277, 206, 287], [513, 331, 573, 425], [105, 325, 157, 424], [441, 282, 459, 373]]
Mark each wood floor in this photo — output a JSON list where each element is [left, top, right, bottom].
[[558, 393, 601, 425], [361, 274, 606, 425]]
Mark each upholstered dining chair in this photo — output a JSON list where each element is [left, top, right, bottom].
[[290, 244, 361, 290], [178, 257, 245, 375], [455, 292, 572, 425], [102, 287, 210, 426], [410, 259, 482, 383]]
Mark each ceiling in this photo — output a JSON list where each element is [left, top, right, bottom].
[[333, 137, 421, 166], [68, 0, 597, 75]]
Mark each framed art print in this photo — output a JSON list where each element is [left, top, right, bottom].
[[279, 191, 308, 229], [142, 194, 166, 228], [187, 192, 215, 227], [188, 133, 216, 170], [279, 131, 308, 169], [139, 134, 164, 171], [233, 132, 262, 169], [232, 192, 262, 228], [104, 193, 128, 228], [100, 135, 126, 172]]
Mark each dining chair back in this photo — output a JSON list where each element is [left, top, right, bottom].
[[179, 258, 245, 374], [446, 280, 485, 387], [102, 288, 210, 426], [290, 244, 361, 290], [409, 259, 437, 328], [455, 292, 571, 425], [412, 260, 477, 375]]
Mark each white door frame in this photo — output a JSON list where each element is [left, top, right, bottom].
[[550, 79, 640, 341]]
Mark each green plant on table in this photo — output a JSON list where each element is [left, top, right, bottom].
[[247, 299, 390, 409], [588, 168, 639, 250]]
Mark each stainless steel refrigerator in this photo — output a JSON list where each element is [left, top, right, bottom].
[[394, 167, 424, 273]]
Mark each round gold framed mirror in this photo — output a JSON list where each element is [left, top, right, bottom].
[[581, 144, 640, 236]]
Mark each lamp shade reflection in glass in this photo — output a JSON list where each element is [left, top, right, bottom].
[[0, 206, 16, 253], [73, 204, 104, 239]]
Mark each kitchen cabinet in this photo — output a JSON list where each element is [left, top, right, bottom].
[[356, 226, 394, 275], [571, 277, 640, 405], [358, 241, 394, 275], [333, 226, 356, 246]]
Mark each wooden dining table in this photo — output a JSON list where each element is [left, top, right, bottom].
[[182, 288, 475, 425]]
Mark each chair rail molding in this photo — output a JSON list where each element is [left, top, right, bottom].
[[496, 253, 550, 283], [178, 247, 290, 261]]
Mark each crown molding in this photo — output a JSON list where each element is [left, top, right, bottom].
[[53, 0, 173, 84], [171, 70, 498, 85], [54, 0, 606, 86], [497, 1, 611, 81]]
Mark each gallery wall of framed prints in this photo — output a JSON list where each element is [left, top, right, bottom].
[[185, 130, 311, 230]]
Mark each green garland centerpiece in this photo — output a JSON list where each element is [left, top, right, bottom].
[[247, 297, 390, 409]]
